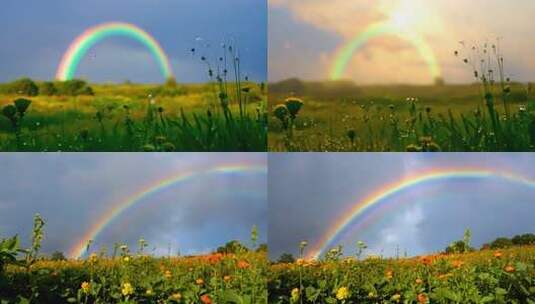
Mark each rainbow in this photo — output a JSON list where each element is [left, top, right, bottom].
[[56, 22, 173, 81], [330, 22, 441, 82], [306, 168, 535, 260], [69, 164, 266, 259]]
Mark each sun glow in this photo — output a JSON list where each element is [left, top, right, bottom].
[[382, 0, 438, 34]]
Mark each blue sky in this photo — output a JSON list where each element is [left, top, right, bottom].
[[269, 153, 535, 259], [0, 0, 267, 83], [0, 153, 267, 257]]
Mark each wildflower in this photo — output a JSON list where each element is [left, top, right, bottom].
[[81, 281, 90, 294], [385, 270, 393, 280], [336, 286, 350, 300], [420, 256, 433, 266], [89, 253, 98, 263], [505, 265, 515, 273], [164, 270, 172, 279], [237, 260, 250, 269], [196, 278, 204, 285], [368, 292, 376, 298], [290, 288, 300, 303], [121, 282, 134, 296], [146, 289, 154, 296], [417, 293, 428, 304], [170, 292, 182, 301], [296, 258, 305, 266], [392, 293, 401, 302], [123, 256, 130, 263], [451, 260, 464, 268], [223, 275, 231, 282], [200, 294, 212, 304], [415, 278, 423, 285], [494, 251, 503, 258]]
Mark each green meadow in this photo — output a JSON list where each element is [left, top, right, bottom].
[[0, 79, 267, 152], [268, 79, 535, 152]]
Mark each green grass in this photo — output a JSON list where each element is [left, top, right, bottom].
[[0, 82, 267, 152], [268, 80, 535, 152]]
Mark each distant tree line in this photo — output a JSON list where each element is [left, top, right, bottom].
[[0, 77, 94, 96], [275, 231, 535, 263]]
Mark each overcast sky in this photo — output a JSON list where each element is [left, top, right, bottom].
[[0, 153, 267, 257], [0, 0, 266, 83], [270, 0, 535, 84], [269, 153, 535, 260]]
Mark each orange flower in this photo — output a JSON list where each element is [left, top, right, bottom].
[[200, 294, 212, 304], [385, 270, 393, 280], [237, 260, 250, 269], [505, 265, 515, 273], [196, 278, 204, 285], [224, 275, 231, 282], [420, 256, 433, 266], [206, 253, 223, 264], [451, 260, 464, 268], [494, 251, 503, 258], [417, 293, 428, 304], [415, 278, 423, 285]]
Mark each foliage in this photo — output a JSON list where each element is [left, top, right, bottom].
[[0, 42, 267, 152], [269, 41, 535, 152], [269, 244, 535, 303], [1, 78, 39, 96], [0, 216, 267, 304]]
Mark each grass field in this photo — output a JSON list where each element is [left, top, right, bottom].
[[268, 79, 535, 152], [269, 245, 535, 303], [0, 81, 267, 152]]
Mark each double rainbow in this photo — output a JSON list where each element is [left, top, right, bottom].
[[56, 22, 173, 81], [306, 168, 535, 260], [69, 163, 266, 259]]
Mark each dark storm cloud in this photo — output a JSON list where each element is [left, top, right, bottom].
[[0, 0, 266, 82], [268, 153, 535, 260], [0, 153, 266, 256]]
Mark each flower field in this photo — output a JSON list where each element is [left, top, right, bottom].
[[269, 247, 535, 303], [1, 251, 267, 304]]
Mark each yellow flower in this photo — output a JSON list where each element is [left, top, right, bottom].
[[336, 287, 350, 301], [123, 256, 130, 263], [170, 292, 182, 301], [196, 278, 204, 285], [164, 270, 172, 279], [146, 289, 153, 296], [368, 292, 376, 298], [415, 278, 423, 285], [223, 275, 231, 282], [81, 281, 90, 294], [392, 293, 401, 302], [290, 288, 300, 303], [121, 282, 134, 296], [89, 253, 98, 263], [296, 258, 305, 266]]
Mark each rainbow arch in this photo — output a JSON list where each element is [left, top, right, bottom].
[[69, 164, 266, 259], [306, 168, 535, 260], [330, 22, 441, 82], [56, 22, 173, 81]]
